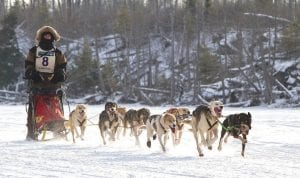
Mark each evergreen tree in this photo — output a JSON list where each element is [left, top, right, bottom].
[[282, 16, 300, 57], [68, 40, 101, 97], [196, 47, 222, 84], [0, 5, 23, 88], [100, 60, 118, 95]]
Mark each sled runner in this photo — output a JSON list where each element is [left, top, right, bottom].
[[26, 88, 67, 141]]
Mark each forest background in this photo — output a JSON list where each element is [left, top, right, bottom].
[[0, 0, 300, 107]]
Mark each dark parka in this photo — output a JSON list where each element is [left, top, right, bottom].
[[25, 26, 67, 89]]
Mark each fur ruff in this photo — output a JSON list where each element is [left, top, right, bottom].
[[36, 26, 60, 42]]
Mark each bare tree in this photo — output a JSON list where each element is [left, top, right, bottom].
[[3, 0, 298, 104], [170, 0, 178, 104]]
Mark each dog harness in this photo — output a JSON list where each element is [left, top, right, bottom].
[[107, 112, 119, 128], [150, 115, 167, 133], [77, 119, 86, 127], [158, 117, 167, 133], [206, 116, 218, 131], [177, 122, 184, 130], [217, 115, 241, 132]]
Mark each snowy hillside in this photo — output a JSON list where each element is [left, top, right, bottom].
[[1, 104, 299, 177], [10, 20, 300, 107]]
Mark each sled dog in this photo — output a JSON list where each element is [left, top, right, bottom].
[[115, 106, 127, 138], [165, 108, 190, 145], [191, 100, 224, 156], [146, 113, 176, 152], [98, 102, 122, 145], [64, 104, 87, 143], [123, 108, 150, 145], [218, 112, 252, 157]]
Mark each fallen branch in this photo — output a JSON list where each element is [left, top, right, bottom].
[[136, 89, 155, 106], [0, 90, 26, 96], [133, 86, 170, 94], [197, 94, 209, 105], [274, 79, 294, 98]]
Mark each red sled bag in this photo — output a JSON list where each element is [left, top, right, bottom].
[[34, 94, 64, 130]]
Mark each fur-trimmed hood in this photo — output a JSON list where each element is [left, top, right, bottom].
[[35, 26, 60, 42]]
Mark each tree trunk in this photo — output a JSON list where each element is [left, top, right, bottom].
[[67, 0, 72, 20], [185, 32, 191, 87], [94, 37, 106, 94], [0, 0, 7, 18], [221, 0, 227, 104], [148, 36, 153, 87], [193, 1, 201, 104], [259, 42, 273, 104], [170, 0, 177, 104]]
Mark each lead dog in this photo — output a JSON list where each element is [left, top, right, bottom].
[[191, 100, 224, 157], [64, 104, 87, 143], [146, 113, 176, 152], [165, 108, 190, 145], [123, 108, 150, 145], [218, 112, 252, 157], [98, 102, 122, 145]]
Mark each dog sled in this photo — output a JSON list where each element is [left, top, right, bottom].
[[26, 88, 67, 141]]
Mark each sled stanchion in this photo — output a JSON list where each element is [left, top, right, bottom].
[[41, 125, 47, 141]]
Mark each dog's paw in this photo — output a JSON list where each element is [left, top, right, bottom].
[[201, 141, 207, 146], [208, 145, 212, 150], [218, 145, 222, 151], [153, 134, 157, 140], [147, 141, 151, 148], [199, 153, 204, 157]]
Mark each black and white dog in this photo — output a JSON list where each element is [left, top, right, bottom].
[[98, 102, 122, 145], [218, 112, 252, 157]]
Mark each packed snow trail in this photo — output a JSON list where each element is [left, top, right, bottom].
[[0, 105, 299, 178]]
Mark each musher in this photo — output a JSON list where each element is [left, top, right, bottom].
[[24, 26, 67, 140]]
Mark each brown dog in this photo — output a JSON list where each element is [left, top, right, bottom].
[[116, 107, 127, 119], [123, 108, 150, 145], [115, 106, 127, 139], [64, 104, 87, 143], [191, 101, 224, 157], [165, 107, 190, 145], [98, 102, 122, 145], [146, 113, 176, 152]]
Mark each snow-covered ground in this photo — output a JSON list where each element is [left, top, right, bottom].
[[1, 104, 299, 178]]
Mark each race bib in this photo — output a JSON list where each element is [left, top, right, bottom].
[[35, 47, 56, 73]]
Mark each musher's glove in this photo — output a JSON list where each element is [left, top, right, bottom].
[[32, 70, 43, 83], [51, 68, 66, 83], [25, 69, 42, 83], [24, 69, 33, 79]]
